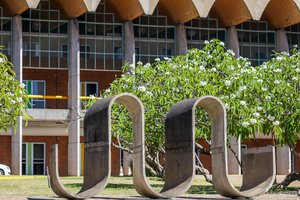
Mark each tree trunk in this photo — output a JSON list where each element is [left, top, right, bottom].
[[274, 171, 300, 189]]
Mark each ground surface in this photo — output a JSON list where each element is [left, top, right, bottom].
[[0, 176, 298, 200]]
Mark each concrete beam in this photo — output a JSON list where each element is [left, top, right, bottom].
[[139, 0, 159, 15], [68, 18, 80, 176], [83, 0, 101, 12], [26, 0, 40, 8], [276, 146, 291, 175], [11, 15, 23, 175], [226, 26, 240, 58], [124, 20, 135, 68], [176, 23, 188, 55], [293, 0, 300, 10], [192, 0, 215, 18], [276, 28, 289, 52], [243, 0, 270, 20]]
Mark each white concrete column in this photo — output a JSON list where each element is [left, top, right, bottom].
[[226, 26, 241, 175], [276, 28, 289, 53], [226, 26, 240, 58], [276, 146, 291, 175], [176, 23, 188, 55], [11, 15, 23, 175], [68, 18, 80, 176], [273, 26, 290, 175], [124, 20, 135, 67], [227, 137, 241, 175], [123, 151, 132, 176]]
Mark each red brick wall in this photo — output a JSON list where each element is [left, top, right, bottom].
[[0, 135, 121, 176], [294, 140, 300, 171], [23, 68, 121, 109], [0, 136, 11, 167]]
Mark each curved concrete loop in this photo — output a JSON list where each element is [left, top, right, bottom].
[[49, 93, 276, 199]]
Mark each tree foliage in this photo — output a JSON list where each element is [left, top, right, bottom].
[[0, 52, 30, 131], [101, 39, 299, 150]]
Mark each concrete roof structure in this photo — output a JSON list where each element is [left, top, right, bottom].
[[0, 0, 300, 28]]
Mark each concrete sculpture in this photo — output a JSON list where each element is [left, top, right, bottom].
[[49, 93, 276, 199]]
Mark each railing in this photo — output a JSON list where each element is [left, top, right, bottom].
[[27, 95, 100, 100]]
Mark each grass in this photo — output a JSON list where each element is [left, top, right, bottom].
[[0, 175, 298, 197]]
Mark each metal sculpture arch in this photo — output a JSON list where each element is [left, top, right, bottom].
[[49, 93, 276, 199]]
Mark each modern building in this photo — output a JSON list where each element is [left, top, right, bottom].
[[0, 0, 299, 176]]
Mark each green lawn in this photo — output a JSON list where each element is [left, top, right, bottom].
[[0, 176, 298, 198]]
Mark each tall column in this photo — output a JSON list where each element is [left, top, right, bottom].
[[226, 26, 240, 57], [176, 23, 188, 55], [275, 29, 290, 174], [124, 20, 135, 67], [226, 25, 241, 175], [276, 28, 289, 52], [11, 15, 23, 175], [68, 18, 80, 176]]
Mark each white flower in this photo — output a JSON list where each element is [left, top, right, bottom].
[[274, 80, 280, 84], [274, 68, 282, 73], [253, 112, 260, 117], [146, 91, 153, 96], [229, 66, 235, 70], [199, 81, 207, 86], [257, 79, 263, 83], [155, 58, 160, 62], [230, 94, 236, 98], [165, 72, 171, 75], [250, 118, 257, 124], [105, 88, 111, 93], [295, 68, 300, 73], [292, 77, 298, 81], [137, 61, 143, 65], [240, 101, 246, 106], [257, 107, 263, 111], [207, 55, 213, 59], [199, 65, 205, 70], [138, 86, 146, 92], [11, 100, 16, 104], [242, 122, 250, 128], [225, 80, 231, 86], [164, 57, 171, 61], [267, 115, 275, 121], [17, 97, 23, 103], [265, 96, 271, 101], [204, 40, 209, 44], [225, 103, 229, 108], [262, 87, 268, 92], [227, 49, 235, 56], [239, 86, 247, 91], [220, 41, 225, 46], [20, 83, 26, 88], [211, 68, 217, 72], [273, 120, 280, 126], [145, 63, 151, 67], [276, 56, 283, 61]]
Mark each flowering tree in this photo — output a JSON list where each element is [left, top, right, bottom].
[[0, 52, 30, 132], [98, 40, 299, 181]]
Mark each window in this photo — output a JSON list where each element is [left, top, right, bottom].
[[80, 45, 91, 59], [23, 42, 41, 57], [23, 80, 46, 108], [81, 82, 98, 97], [22, 143, 45, 175], [161, 48, 173, 58]]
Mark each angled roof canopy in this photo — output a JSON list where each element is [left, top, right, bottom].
[[262, 0, 300, 29], [209, 0, 252, 27]]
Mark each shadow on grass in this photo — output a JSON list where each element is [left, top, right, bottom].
[[187, 185, 217, 195], [65, 183, 217, 195]]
